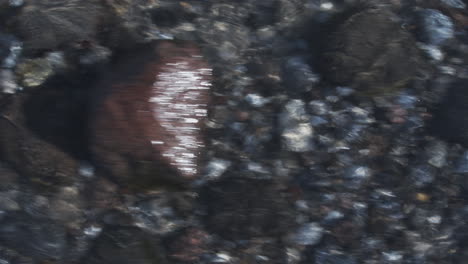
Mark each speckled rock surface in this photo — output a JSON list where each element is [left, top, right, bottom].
[[0, 0, 467, 263]]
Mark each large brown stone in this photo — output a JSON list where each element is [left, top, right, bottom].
[[90, 40, 212, 189]]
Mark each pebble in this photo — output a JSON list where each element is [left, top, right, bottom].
[[382, 251, 403, 262], [0, 69, 20, 93], [417, 9, 454, 46], [245, 93, 269, 107], [425, 140, 447, 168], [292, 222, 324, 246], [281, 56, 319, 93], [204, 158, 231, 179], [16, 58, 54, 87], [210, 252, 233, 263], [282, 123, 314, 152], [309, 100, 329, 116], [418, 43, 444, 61], [79, 162, 95, 178], [281, 100, 314, 152]]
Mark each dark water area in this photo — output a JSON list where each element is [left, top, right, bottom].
[[0, 0, 468, 263]]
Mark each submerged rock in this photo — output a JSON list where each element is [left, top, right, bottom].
[[16, 52, 66, 88], [416, 9, 454, 46], [0, 96, 78, 187], [320, 6, 428, 95], [280, 99, 314, 152], [15, 0, 103, 52], [91, 40, 212, 189]]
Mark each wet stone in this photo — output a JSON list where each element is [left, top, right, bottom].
[[0, 70, 20, 94], [91, 41, 212, 188], [15, 0, 102, 52], [0, 105, 78, 187], [204, 158, 231, 180], [425, 140, 448, 168], [321, 7, 427, 95], [309, 100, 329, 116], [344, 166, 371, 187], [416, 9, 455, 46], [381, 251, 403, 263], [280, 100, 314, 152], [16, 52, 67, 88], [245, 93, 269, 107], [16, 58, 53, 87], [290, 222, 324, 246]]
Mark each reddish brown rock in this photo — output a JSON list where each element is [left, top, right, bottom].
[[91, 40, 212, 188]]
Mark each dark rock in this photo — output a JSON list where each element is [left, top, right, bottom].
[[15, 0, 103, 53], [23, 71, 94, 160], [150, 1, 197, 28], [199, 177, 295, 241], [320, 7, 428, 95], [100, 0, 159, 49], [430, 79, 468, 146], [82, 226, 167, 264], [0, 213, 66, 262], [0, 96, 78, 187], [90, 40, 212, 189]]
